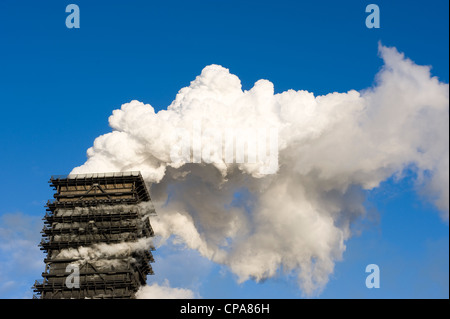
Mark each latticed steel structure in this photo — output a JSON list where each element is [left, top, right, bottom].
[[33, 171, 156, 299]]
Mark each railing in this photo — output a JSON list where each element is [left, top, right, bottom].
[[50, 171, 141, 181], [32, 279, 138, 290], [39, 233, 144, 250], [46, 198, 141, 209], [40, 238, 50, 245]]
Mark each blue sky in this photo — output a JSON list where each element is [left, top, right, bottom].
[[0, 0, 448, 299]]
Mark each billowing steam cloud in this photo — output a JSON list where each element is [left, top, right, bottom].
[[71, 45, 449, 296], [135, 280, 195, 299]]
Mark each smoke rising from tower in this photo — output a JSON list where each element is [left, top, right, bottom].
[[71, 45, 449, 296]]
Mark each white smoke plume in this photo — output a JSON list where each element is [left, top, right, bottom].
[[135, 279, 195, 299], [71, 44, 449, 296], [54, 237, 153, 261]]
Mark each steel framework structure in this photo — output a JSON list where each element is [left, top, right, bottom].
[[33, 172, 156, 299]]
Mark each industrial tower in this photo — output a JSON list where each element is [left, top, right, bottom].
[[33, 171, 155, 299]]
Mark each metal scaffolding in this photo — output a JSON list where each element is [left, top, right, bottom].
[[33, 171, 156, 299]]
